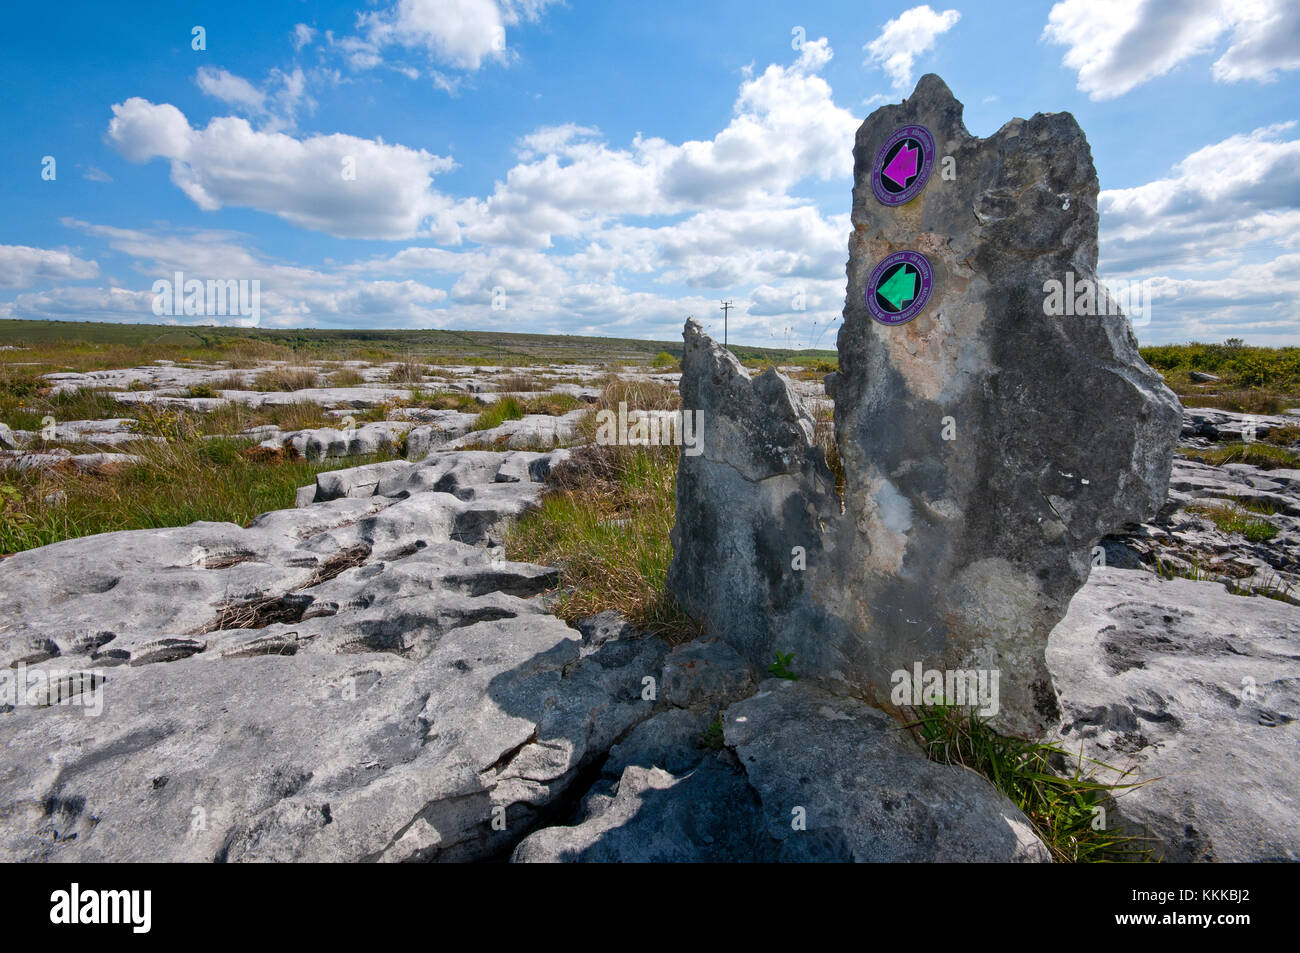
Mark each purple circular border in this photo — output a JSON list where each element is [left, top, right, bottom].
[[866, 251, 934, 326], [870, 124, 936, 206]]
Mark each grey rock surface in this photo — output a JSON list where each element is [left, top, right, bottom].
[[0, 447, 676, 862], [668, 74, 1182, 736], [0, 450, 144, 472], [1048, 568, 1300, 862], [277, 421, 415, 461], [513, 680, 1050, 862], [1102, 456, 1299, 600], [446, 411, 585, 451]]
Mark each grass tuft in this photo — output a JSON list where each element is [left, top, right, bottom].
[[906, 703, 1154, 863], [1182, 441, 1300, 470], [506, 443, 700, 643], [1185, 501, 1278, 542], [471, 396, 525, 431], [253, 367, 320, 392]]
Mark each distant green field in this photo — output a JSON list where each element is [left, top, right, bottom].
[[0, 319, 836, 369]]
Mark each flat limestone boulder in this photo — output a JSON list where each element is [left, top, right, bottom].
[[513, 680, 1049, 862], [723, 681, 1049, 861], [668, 75, 1181, 736], [1048, 568, 1300, 862]]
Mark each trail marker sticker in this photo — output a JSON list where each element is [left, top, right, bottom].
[[866, 251, 933, 326], [871, 124, 935, 206]]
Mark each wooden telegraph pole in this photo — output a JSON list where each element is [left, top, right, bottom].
[[720, 300, 732, 349]]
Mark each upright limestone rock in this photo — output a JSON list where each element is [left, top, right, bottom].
[[668, 74, 1181, 737]]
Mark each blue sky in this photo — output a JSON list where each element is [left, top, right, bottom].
[[1, 0, 1297, 346]]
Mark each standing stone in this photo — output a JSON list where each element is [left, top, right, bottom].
[[668, 74, 1181, 737]]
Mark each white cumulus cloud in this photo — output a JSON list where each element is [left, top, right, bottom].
[[864, 5, 961, 89], [107, 98, 461, 241], [0, 245, 99, 289], [1044, 0, 1300, 100]]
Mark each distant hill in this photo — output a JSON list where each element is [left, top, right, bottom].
[[0, 319, 836, 366]]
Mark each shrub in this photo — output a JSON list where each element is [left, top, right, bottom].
[[386, 361, 427, 384]]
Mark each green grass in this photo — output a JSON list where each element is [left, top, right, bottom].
[[407, 388, 482, 412], [471, 396, 525, 431], [253, 367, 321, 392], [1178, 390, 1286, 414], [906, 703, 1154, 863], [1182, 441, 1300, 470], [520, 392, 585, 416], [1154, 555, 1295, 602], [0, 436, 397, 556], [328, 368, 367, 387], [1228, 495, 1285, 516], [1186, 502, 1279, 542], [505, 443, 700, 642], [1, 384, 126, 431], [1264, 424, 1300, 446]]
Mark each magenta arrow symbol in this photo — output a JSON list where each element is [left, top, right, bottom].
[[883, 142, 919, 188]]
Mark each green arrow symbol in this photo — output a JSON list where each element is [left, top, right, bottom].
[[877, 266, 916, 310]]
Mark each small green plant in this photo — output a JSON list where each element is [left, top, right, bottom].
[[700, 719, 725, 751], [768, 652, 799, 680], [185, 383, 218, 399]]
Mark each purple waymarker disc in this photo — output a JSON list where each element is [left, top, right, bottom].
[[865, 251, 934, 326], [871, 124, 936, 206]]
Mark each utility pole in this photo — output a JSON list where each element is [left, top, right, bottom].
[[720, 300, 732, 349]]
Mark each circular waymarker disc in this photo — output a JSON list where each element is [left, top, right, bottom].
[[865, 251, 934, 326], [871, 124, 936, 206]]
